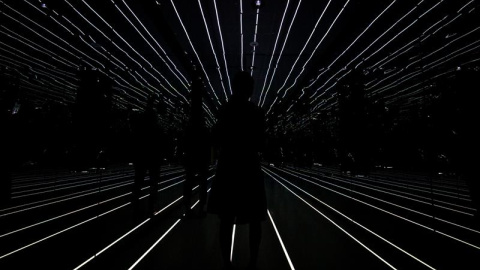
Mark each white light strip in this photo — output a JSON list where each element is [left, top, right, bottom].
[[12, 173, 127, 197], [170, 0, 221, 105], [250, 8, 260, 76], [121, 0, 189, 86], [112, 0, 186, 99], [458, 0, 475, 13], [240, 0, 244, 70], [294, 0, 395, 100], [311, 167, 474, 215], [128, 219, 180, 270], [267, 210, 295, 270], [261, 0, 303, 108], [213, 0, 232, 95], [268, 166, 480, 250], [308, 168, 471, 201], [0, 203, 130, 260], [198, 0, 228, 100], [267, 0, 351, 114], [286, 166, 480, 234], [230, 224, 236, 262], [288, 0, 395, 109], [258, 0, 290, 106], [0, 181, 132, 218], [128, 187, 211, 270], [363, 0, 441, 66], [372, 40, 480, 99], [0, 193, 130, 238], [1, 169, 184, 216], [271, 0, 333, 100], [262, 168, 400, 270], [73, 218, 150, 270]]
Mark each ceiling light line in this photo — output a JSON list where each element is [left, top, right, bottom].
[[19, 82, 72, 102], [0, 39, 55, 71], [78, 35, 108, 69], [22, 1, 73, 36], [169, 0, 222, 106], [61, 15, 86, 36], [267, 0, 351, 115], [81, 0, 179, 97], [423, 40, 480, 70], [360, 0, 444, 68], [0, 47, 78, 90], [198, 0, 228, 101], [421, 15, 448, 36], [272, 0, 333, 101], [66, 0, 181, 104], [371, 39, 480, 97], [114, 1, 188, 96], [0, 5, 85, 67], [258, 0, 290, 107], [261, 0, 303, 109], [370, 70, 423, 97], [404, 25, 480, 70], [342, 2, 424, 76], [376, 13, 462, 71], [121, 0, 190, 88], [64, 0, 142, 69], [366, 68, 408, 91], [309, 1, 451, 108], [213, 0, 232, 96], [370, 40, 480, 102], [310, 76, 342, 106], [283, 0, 395, 103], [372, 20, 449, 70], [111, 0, 186, 100], [80, 0, 152, 68], [430, 13, 463, 37], [240, 0, 244, 71], [250, 8, 260, 77], [4, 1, 103, 69]]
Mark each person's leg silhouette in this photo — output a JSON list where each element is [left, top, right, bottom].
[[219, 216, 235, 269]]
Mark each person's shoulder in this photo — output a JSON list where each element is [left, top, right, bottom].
[[246, 101, 264, 116]]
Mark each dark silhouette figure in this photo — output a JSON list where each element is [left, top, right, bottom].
[[130, 96, 163, 216], [0, 102, 13, 206], [208, 71, 267, 269], [183, 79, 210, 217]]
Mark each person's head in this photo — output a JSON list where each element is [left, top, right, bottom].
[[232, 71, 254, 100]]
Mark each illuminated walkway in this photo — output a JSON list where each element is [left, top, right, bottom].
[[0, 164, 479, 269]]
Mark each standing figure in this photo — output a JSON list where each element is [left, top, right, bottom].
[[208, 71, 267, 269], [183, 79, 210, 217], [130, 96, 163, 216]]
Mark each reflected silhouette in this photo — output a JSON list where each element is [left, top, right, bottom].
[[183, 79, 210, 217], [208, 71, 267, 269], [130, 95, 163, 216], [0, 101, 13, 206]]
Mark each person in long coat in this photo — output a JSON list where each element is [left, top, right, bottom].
[[130, 96, 163, 216], [208, 71, 267, 269], [183, 79, 210, 216]]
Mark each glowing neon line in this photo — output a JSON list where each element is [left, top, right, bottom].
[[263, 168, 400, 269], [268, 210, 295, 269]]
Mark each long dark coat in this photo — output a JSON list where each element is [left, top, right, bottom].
[[207, 97, 267, 223]]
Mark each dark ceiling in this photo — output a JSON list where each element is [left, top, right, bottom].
[[1, 0, 479, 130]]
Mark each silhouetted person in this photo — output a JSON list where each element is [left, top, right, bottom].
[[183, 79, 210, 217], [0, 102, 13, 206], [130, 96, 163, 216], [208, 71, 267, 269]]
